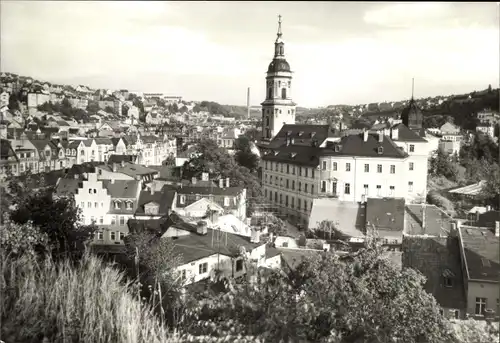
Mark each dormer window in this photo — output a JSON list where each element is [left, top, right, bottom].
[[290, 152, 297, 158], [274, 151, 279, 156], [179, 195, 185, 205], [298, 131, 304, 137], [444, 277, 453, 287], [126, 201, 133, 210], [377, 147, 384, 154], [310, 132, 316, 138], [334, 145, 341, 152], [114, 201, 121, 209]]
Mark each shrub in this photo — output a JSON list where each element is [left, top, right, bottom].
[[427, 191, 456, 217], [0, 251, 170, 343]]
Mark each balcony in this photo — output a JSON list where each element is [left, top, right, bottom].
[[319, 169, 338, 181], [318, 192, 339, 199]]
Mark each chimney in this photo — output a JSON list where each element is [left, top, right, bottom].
[[150, 186, 154, 195], [486, 205, 491, 212], [250, 227, 261, 243], [73, 174, 79, 180], [339, 122, 343, 131], [121, 160, 125, 167], [247, 87, 250, 120], [112, 163, 117, 172], [201, 172, 209, 181], [391, 128, 399, 140], [476, 210, 480, 222], [495, 221, 499, 237], [111, 178, 115, 184], [378, 131, 383, 143], [191, 177, 197, 185], [219, 178, 224, 188], [196, 221, 208, 235], [422, 203, 426, 231], [363, 129, 368, 142]]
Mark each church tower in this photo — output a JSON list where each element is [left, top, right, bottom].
[[261, 15, 296, 141]]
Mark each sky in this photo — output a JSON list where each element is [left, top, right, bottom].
[[1, 1, 499, 107]]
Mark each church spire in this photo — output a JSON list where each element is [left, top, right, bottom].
[[276, 14, 283, 42], [411, 77, 415, 100]]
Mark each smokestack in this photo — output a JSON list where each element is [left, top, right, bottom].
[[247, 87, 250, 120]]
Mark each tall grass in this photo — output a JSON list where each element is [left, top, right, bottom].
[[0, 251, 171, 343]]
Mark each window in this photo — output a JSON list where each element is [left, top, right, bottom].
[[279, 194, 283, 204], [475, 297, 487, 315], [346, 163, 351, 172], [114, 201, 121, 209], [236, 259, 243, 272], [89, 188, 92, 194], [285, 195, 288, 206], [291, 197, 294, 208], [199, 262, 208, 274], [322, 161, 327, 170], [298, 182, 302, 191], [454, 310, 460, 319], [298, 198, 301, 210], [390, 165, 395, 174], [286, 164, 290, 174], [344, 183, 350, 195], [363, 184, 369, 195], [88, 202, 92, 208], [119, 216, 125, 226], [305, 168, 308, 177], [364, 164, 369, 172], [332, 181, 337, 195], [389, 186, 395, 196], [119, 232, 125, 241], [110, 232, 116, 241], [286, 179, 289, 188], [409, 162, 414, 171], [292, 180, 295, 190], [299, 167, 302, 176], [265, 189, 267, 198], [94, 202, 98, 208], [305, 184, 308, 193], [179, 195, 185, 205], [99, 216, 104, 224], [281, 88, 287, 99], [311, 185, 314, 194], [101, 202, 104, 208], [444, 277, 453, 287], [111, 216, 116, 225], [377, 164, 382, 173], [97, 232, 103, 240], [332, 162, 337, 171], [275, 176, 278, 185], [280, 164, 283, 173], [377, 185, 382, 196], [80, 202, 85, 208], [275, 163, 278, 171], [321, 181, 327, 192], [408, 181, 414, 192], [409, 144, 415, 152], [292, 166, 295, 175]]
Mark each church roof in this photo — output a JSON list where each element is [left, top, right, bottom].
[[401, 98, 423, 124], [267, 59, 291, 73]]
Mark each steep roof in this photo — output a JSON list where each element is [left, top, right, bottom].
[[266, 124, 341, 149], [459, 226, 499, 282], [107, 154, 137, 165], [261, 132, 408, 167], [135, 187, 176, 215], [0, 139, 16, 160], [55, 178, 81, 196], [405, 204, 453, 237], [309, 198, 366, 238], [99, 162, 159, 178], [366, 197, 405, 231], [391, 123, 428, 142], [402, 236, 467, 311], [175, 185, 243, 197], [101, 180, 140, 198]]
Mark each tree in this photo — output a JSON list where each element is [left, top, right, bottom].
[[179, 105, 188, 113], [234, 136, 259, 172], [8, 93, 20, 111], [0, 219, 50, 257], [86, 101, 100, 113], [8, 188, 96, 260], [480, 163, 500, 208], [122, 103, 129, 117], [429, 147, 460, 181], [185, 241, 455, 342], [104, 106, 115, 114]]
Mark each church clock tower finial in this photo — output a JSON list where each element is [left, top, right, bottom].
[[277, 15, 282, 41]]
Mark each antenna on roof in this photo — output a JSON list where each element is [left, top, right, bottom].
[[411, 78, 415, 100]]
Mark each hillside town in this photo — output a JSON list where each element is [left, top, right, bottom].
[[1, 9, 499, 343]]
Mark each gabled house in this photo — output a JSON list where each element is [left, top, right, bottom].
[[0, 139, 19, 178], [134, 186, 177, 220]]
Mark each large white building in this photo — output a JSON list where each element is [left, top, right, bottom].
[[257, 17, 430, 228]]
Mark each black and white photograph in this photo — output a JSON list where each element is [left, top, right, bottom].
[[0, 2, 499, 342]]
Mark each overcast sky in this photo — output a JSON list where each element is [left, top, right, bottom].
[[1, 1, 498, 107]]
